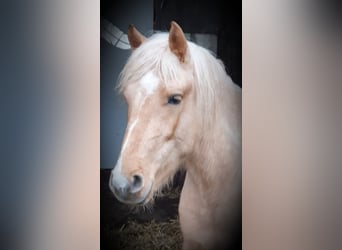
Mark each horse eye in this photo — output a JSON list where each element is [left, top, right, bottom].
[[167, 95, 182, 105]]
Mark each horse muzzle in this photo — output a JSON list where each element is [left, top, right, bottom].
[[109, 171, 152, 205]]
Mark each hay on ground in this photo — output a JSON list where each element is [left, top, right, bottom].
[[114, 217, 182, 250]]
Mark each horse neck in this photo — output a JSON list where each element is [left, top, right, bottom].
[[185, 82, 241, 191]]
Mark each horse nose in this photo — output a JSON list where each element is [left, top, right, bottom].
[[109, 172, 144, 199], [130, 174, 144, 193], [109, 172, 129, 198]]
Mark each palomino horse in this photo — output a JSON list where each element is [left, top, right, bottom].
[[109, 21, 241, 250]]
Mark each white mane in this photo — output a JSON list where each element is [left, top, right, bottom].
[[117, 33, 236, 128]]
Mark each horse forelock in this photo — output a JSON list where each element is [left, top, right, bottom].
[[117, 33, 234, 129]]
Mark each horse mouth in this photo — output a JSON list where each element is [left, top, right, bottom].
[[112, 180, 153, 206]]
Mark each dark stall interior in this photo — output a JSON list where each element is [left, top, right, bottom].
[[154, 0, 241, 87]]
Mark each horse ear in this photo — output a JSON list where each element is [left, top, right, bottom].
[[169, 21, 187, 63], [128, 24, 146, 49]]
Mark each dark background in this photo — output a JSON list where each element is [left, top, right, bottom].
[[154, 0, 242, 87]]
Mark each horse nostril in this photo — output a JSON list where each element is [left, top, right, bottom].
[[130, 175, 143, 193]]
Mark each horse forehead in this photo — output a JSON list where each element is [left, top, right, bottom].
[[139, 72, 160, 95]]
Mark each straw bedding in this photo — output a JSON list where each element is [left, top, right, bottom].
[[112, 217, 182, 250]]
